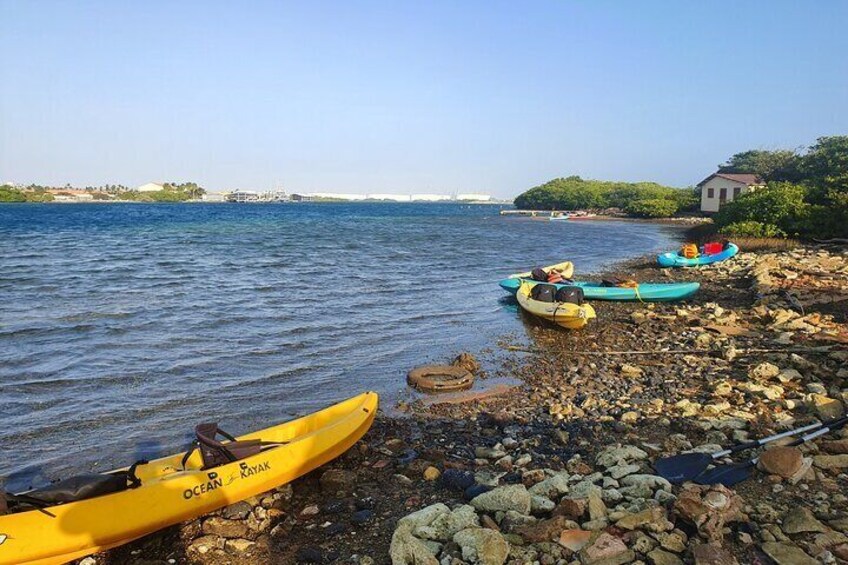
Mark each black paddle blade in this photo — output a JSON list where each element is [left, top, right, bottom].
[[693, 461, 754, 487], [654, 452, 713, 483]]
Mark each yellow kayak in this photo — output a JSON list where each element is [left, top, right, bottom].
[[508, 260, 574, 280], [516, 282, 596, 329], [0, 392, 378, 565]]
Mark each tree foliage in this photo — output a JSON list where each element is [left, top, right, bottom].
[[514, 177, 690, 218], [713, 136, 848, 239]]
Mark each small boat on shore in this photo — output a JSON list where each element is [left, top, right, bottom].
[[507, 260, 574, 281], [499, 278, 700, 302], [549, 213, 570, 221], [658, 242, 739, 268], [515, 282, 596, 329], [0, 392, 378, 565]]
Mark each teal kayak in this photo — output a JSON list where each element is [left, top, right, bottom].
[[498, 279, 700, 302], [657, 243, 739, 268]]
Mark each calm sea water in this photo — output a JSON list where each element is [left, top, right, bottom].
[[0, 203, 682, 490]]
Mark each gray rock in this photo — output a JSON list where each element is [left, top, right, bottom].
[[647, 548, 683, 565], [389, 528, 439, 565], [453, 528, 510, 565], [415, 505, 480, 541], [530, 495, 556, 515], [781, 507, 828, 534], [471, 485, 532, 515], [528, 472, 571, 498], [760, 542, 818, 565], [595, 445, 649, 468], [620, 474, 672, 492]]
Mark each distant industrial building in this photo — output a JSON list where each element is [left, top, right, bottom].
[[137, 182, 165, 192]]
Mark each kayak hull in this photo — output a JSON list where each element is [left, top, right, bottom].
[[515, 282, 596, 329], [0, 392, 379, 565], [499, 279, 700, 302], [657, 243, 739, 268]]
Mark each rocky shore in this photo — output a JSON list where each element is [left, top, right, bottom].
[[91, 244, 847, 565]]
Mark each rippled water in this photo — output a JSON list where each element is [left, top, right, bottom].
[[0, 203, 682, 490]]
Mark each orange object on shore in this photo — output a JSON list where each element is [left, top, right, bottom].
[[681, 243, 699, 259]]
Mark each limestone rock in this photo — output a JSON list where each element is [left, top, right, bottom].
[[414, 505, 480, 542], [559, 528, 593, 552], [615, 507, 674, 533], [202, 517, 250, 539], [453, 527, 510, 565], [760, 542, 818, 565], [646, 548, 682, 565], [781, 507, 828, 534], [813, 454, 848, 471], [750, 362, 780, 380], [515, 515, 577, 543], [389, 528, 439, 565], [528, 472, 571, 498], [579, 532, 634, 565], [758, 446, 803, 478], [692, 544, 739, 565], [810, 394, 845, 420], [470, 485, 532, 515], [673, 484, 744, 541], [595, 445, 648, 468]]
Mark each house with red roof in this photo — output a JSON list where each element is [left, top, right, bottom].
[[697, 172, 765, 213]]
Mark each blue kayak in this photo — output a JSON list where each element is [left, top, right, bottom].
[[498, 278, 700, 302], [657, 243, 739, 268]]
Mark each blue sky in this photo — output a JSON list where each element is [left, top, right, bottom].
[[1, 1, 847, 197]]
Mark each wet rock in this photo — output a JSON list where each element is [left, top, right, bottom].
[[453, 352, 481, 374], [440, 469, 475, 492], [761, 542, 818, 565], [692, 544, 739, 565], [464, 484, 493, 500], [319, 468, 357, 493], [470, 485, 532, 515], [453, 527, 509, 565], [781, 507, 828, 534], [646, 548, 682, 565], [673, 484, 744, 541], [758, 446, 804, 478], [352, 509, 374, 524], [296, 546, 324, 563]]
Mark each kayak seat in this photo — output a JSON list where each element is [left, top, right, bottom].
[[194, 423, 263, 469]]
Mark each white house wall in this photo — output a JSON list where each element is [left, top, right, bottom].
[[700, 177, 748, 213]]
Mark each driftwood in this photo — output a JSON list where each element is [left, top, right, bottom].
[[813, 238, 848, 244]]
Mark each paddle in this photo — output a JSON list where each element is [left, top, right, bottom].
[[654, 417, 840, 483], [693, 415, 848, 487]]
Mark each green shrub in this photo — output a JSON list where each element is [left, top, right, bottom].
[[625, 198, 679, 218], [719, 221, 786, 238], [713, 182, 808, 235], [0, 186, 27, 202]]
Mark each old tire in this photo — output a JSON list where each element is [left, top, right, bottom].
[[407, 365, 474, 393]]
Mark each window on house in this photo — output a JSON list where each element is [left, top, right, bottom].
[[719, 188, 727, 204], [733, 186, 741, 198], [707, 188, 714, 198]]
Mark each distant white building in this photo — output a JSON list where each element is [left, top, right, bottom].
[[225, 190, 259, 203], [411, 194, 452, 202], [697, 173, 764, 213], [137, 182, 165, 193]]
